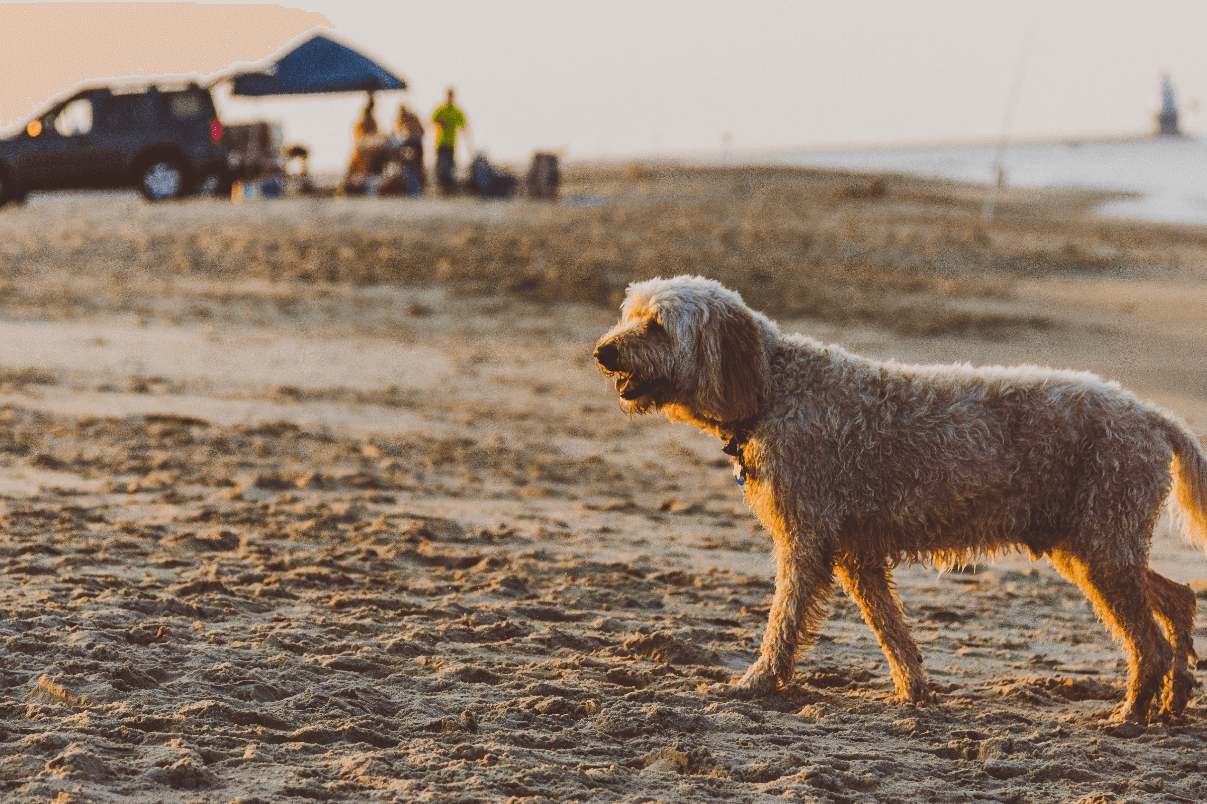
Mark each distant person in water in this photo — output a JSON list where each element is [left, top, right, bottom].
[[431, 88, 468, 194]]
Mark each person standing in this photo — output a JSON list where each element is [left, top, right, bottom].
[[354, 95, 379, 140], [431, 87, 467, 194], [344, 94, 386, 194], [395, 103, 426, 191]]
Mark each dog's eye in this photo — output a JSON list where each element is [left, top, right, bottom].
[[646, 319, 665, 335]]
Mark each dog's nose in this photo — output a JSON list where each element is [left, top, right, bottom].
[[594, 342, 620, 371]]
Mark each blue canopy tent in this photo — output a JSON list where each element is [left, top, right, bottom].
[[229, 33, 405, 97]]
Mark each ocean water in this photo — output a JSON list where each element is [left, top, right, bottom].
[[757, 135, 1207, 226]]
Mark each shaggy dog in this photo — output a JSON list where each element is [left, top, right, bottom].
[[594, 275, 1207, 723]]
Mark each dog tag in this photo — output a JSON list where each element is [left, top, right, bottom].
[[723, 433, 748, 485]]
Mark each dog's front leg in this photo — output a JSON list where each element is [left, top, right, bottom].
[[726, 535, 835, 697]]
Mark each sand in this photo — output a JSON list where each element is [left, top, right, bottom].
[[2, 165, 1207, 803]]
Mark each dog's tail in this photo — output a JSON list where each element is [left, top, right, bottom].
[[1164, 415, 1207, 550]]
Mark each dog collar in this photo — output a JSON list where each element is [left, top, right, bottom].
[[722, 425, 752, 486]]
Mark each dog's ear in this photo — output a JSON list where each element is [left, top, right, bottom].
[[700, 306, 769, 422]]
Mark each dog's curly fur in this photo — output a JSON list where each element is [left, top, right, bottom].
[[594, 275, 1207, 723]]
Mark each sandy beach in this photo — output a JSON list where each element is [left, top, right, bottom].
[[2, 164, 1207, 803]]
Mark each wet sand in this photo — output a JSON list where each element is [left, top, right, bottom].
[[2, 165, 1207, 803]]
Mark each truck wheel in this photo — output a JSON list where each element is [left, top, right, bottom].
[[139, 157, 189, 201]]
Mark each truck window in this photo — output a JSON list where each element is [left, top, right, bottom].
[[168, 93, 204, 119], [54, 99, 93, 136]]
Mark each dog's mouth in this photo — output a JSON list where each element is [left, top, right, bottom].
[[614, 373, 664, 400]]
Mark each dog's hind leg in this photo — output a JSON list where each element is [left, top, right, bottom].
[[835, 559, 930, 703], [727, 539, 835, 697], [1145, 568, 1199, 718], [1049, 549, 1173, 722]]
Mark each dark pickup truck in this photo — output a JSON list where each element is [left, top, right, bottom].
[[0, 82, 231, 204]]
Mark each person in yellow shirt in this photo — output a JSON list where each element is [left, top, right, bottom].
[[431, 87, 468, 194]]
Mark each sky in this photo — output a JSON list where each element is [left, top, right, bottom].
[[3, 1, 1207, 172]]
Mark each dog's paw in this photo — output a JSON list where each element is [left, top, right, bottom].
[[893, 677, 934, 705], [1109, 700, 1152, 725], [704, 662, 779, 699], [1156, 668, 1197, 720], [703, 680, 764, 699], [699, 681, 741, 697]]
